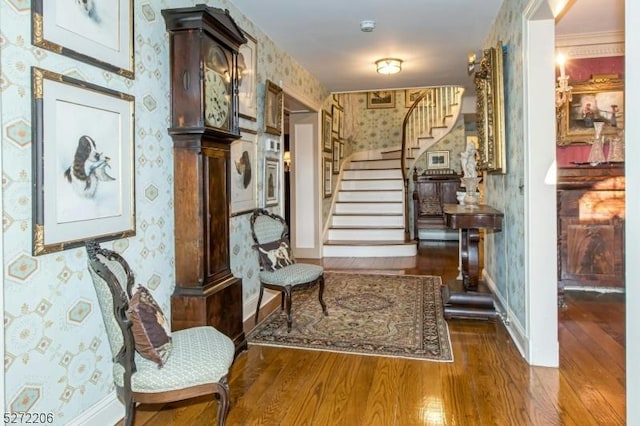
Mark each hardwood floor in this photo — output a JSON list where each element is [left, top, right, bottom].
[[127, 241, 625, 425]]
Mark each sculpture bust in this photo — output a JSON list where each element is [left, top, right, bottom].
[[461, 141, 478, 178]]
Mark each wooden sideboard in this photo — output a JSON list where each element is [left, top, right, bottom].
[[413, 171, 460, 239], [557, 165, 625, 297]]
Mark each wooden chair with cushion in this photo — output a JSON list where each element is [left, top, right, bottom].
[[85, 240, 235, 426], [250, 208, 328, 332]]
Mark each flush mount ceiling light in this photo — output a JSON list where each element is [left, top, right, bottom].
[[376, 58, 402, 75]]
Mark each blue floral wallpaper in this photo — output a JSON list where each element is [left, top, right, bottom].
[[0, 0, 327, 421], [482, 0, 528, 327]]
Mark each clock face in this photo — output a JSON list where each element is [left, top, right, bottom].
[[204, 66, 229, 128]]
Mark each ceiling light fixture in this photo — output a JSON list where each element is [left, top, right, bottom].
[[376, 58, 402, 75], [360, 20, 376, 32]]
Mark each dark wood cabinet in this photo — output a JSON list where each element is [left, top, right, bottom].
[[557, 165, 625, 296], [413, 171, 460, 239], [163, 5, 247, 353]]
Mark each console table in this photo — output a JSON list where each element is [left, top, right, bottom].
[[441, 204, 503, 320]]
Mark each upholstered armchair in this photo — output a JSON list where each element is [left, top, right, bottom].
[[250, 208, 328, 332], [85, 241, 235, 426]]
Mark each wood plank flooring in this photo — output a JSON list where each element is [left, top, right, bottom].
[[126, 241, 626, 425]]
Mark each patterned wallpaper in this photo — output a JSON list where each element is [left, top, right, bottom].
[[482, 0, 528, 327], [0, 0, 327, 421]]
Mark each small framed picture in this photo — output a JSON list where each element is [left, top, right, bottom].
[[405, 89, 424, 108], [332, 104, 343, 137], [427, 151, 450, 169], [230, 131, 257, 215], [32, 0, 134, 78], [322, 110, 332, 153], [367, 90, 395, 109], [31, 67, 135, 255], [332, 138, 340, 174], [264, 80, 283, 135], [264, 157, 279, 207], [323, 157, 333, 198], [238, 31, 258, 121]]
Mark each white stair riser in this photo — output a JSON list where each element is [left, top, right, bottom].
[[343, 169, 401, 180], [327, 228, 405, 241], [341, 179, 403, 190], [348, 159, 400, 170], [323, 244, 417, 257], [337, 191, 402, 202], [335, 203, 403, 214], [332, 215, 404, 227]]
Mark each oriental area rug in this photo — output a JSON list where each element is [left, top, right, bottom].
[[247, 272, 453, 362]]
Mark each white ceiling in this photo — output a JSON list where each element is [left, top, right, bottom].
[[230, 0, 624, 95]]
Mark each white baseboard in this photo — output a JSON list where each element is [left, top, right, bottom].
[[483, 269, 529, 360], [68, 392, 123, 426]]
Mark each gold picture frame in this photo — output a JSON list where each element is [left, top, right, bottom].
[[474, 42, 506, 174], [264, 80, 283, 135], [556, 75, 624, 145], [367, 90, 395, 109]]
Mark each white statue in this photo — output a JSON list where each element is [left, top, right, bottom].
[[461, 141, 478, 178]]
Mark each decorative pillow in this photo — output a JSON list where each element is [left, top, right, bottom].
[[420, 195, 442, 216], [256, 238, 295, 272], [127, 285, 172, 367]]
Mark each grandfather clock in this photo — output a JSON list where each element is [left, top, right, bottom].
[[162, 5, 247, 353]]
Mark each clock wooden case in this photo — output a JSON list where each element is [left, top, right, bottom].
[[162, 5, 247, 353]]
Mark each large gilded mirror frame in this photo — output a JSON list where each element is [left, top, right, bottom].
[[474, 42, 506, 174], [556, 75, 624, 145]]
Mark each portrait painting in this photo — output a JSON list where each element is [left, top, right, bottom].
[[264, 157, 279, 206], [238, 31, 257, 121]]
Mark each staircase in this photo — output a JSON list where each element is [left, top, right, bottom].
[[323, 156, 417, 257], [322, 85, 464, 258]]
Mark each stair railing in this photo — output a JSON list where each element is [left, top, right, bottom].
[[400, 86, 463, 240]]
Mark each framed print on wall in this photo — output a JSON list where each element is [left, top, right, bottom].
[[322, 110, 333, 153], [238, 31, 257, 121], [332, 104, 343, 137], [367, 90, 395, 109], [323, 157, 333, 198], [32, 0, 134, 78], [405, 89, 424, 107], [264, 157, 279, 207], [31, 67, 135, 255], [427, 151, 450, 169], [332, 138, 340, 174], [230, 131, 258, 215], [264, 80, 283, 135]]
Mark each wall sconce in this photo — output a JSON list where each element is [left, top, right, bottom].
[[283, 151, 291, 171], [376, 58, 402, 75], [467, 50, 481, 75], [555, 54, 572, 108]]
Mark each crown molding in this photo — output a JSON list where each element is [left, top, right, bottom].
[[556, 30, 625, 58]]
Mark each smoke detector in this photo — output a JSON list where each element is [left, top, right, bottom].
[[360, 20, 376, 32]]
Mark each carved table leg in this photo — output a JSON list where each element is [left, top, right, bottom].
[[460, 227, 480, 291]]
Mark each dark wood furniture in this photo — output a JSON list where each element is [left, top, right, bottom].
[[163, 5, 247, 353], [412, 170, 460, 239], [556, 165, 625, 302], [441, 204, 504, 320]]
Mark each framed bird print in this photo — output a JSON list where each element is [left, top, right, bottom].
[[31, 67, 136, 255]]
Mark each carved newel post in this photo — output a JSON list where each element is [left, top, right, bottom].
[[460, 141, 481, 207]]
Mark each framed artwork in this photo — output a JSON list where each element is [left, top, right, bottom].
[[367, 90, 395, 109], [323, 157, 333, 198], [230, 131, 257, 215], [340, 141, 344, 159], [238, 31, 257, 121], [332, 138, 341, 174], [332, 104, 343, 137], [322, 110, 333, 153], [264, 80, 283, 135], [557, 75, 624, 145], [31, 67, 135, 255], [427, 151, 450, 169], [264, 157, 279, 207], [405, 89, 424, 107], [32, 0, 134, 79], [474, 42, 506, 174]]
